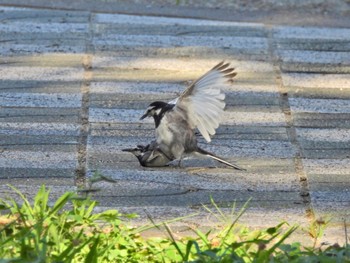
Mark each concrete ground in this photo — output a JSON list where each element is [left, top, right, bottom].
[[0, 1, 349, 245]]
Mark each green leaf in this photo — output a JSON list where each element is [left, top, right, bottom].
[[0, 203, 8, 210], [34, 185, 49, 215], [266, 226, 277, 235], [163, 223, 185, 260], [192, 228, 209, 247], [48, 191, 74, 218], [184, 240, 200, 261], [7, 185, 34, 218], [85, 237, 100, 263]]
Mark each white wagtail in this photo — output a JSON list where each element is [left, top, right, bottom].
[[122, 141, 172, 167], [140, 61, 244, 170]]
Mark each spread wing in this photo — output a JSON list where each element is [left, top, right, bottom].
[[173, 61, 237, 142]]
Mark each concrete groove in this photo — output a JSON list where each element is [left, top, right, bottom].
[[75, 13, 93, 188], [267, 27, 315, 222]]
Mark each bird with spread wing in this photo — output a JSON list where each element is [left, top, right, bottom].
[[139, 61, 244, 170]]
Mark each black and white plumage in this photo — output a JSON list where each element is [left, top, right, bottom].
[[122, 141, 172, 167], [140, 61, 244, 170]]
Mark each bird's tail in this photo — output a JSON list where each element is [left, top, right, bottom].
[[196, 147, 246, 171]]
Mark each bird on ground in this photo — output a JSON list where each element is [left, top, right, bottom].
[[140, 61, 245, 170], [122, 141, 172, 167]]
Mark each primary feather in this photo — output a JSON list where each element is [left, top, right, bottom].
[[174, 61, 236, 142]]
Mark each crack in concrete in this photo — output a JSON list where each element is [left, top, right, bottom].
[[267, 26, 315, 222], [90, 175, 206, 191], [92, 189, 200, 198]]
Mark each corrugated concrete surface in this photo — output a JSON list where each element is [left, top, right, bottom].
[[0, 6, 349, 245]]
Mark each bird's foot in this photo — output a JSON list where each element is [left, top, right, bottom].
[[167, 159, 182, 168]]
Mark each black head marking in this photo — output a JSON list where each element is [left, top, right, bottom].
[[149, 101, 169, 110], [140, 101, 175, 128]]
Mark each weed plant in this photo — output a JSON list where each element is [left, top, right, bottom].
[[0, 185, 349, 262]]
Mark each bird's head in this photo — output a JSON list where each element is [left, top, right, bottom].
[[122, 148, 142, 157], [140, 101, 168, 120]]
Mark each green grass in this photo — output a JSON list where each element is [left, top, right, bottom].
[[0, 185, 349, 262]]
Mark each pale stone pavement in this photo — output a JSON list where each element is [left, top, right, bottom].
[[0, 4, 349, 245]]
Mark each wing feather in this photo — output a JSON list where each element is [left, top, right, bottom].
[[174, 61, 236, 142]]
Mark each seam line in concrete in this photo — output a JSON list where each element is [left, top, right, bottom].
[[75, 12, 93, 188], [266, 26, 315, 223]]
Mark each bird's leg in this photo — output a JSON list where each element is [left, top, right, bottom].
[[166, 158, 182, 167], [177, 153, 186, 168], [178, 157, 183, 167]]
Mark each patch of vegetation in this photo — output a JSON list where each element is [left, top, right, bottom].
[[0, 185, 349, 262]]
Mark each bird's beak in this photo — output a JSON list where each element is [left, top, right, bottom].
[[122, 148, 134, 152], [140, 112, 148, 120], [122, 148, 141, 154]]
